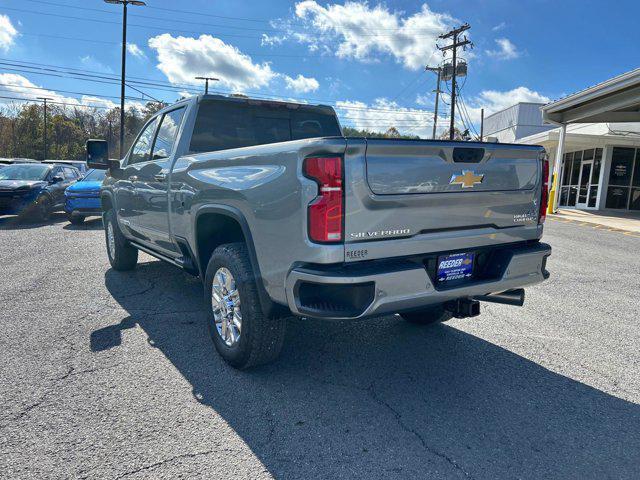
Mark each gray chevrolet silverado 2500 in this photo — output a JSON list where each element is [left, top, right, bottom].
[[87, 94, 551, 369]]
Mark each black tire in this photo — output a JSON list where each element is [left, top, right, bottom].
[[67, 213, 85, 225], [32, 195, 52, 222], [400, 304, 452, 325], [204, 242, 286, 369], [104, 209, 138, 271]]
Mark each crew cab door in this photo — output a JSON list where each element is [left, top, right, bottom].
[[116, 108, 187, 256]]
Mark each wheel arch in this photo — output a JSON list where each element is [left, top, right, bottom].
[[100, 190, 114, 213], [193, 205, 284, 317]]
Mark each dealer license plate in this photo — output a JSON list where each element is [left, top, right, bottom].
[[436, 252, 474, 283]]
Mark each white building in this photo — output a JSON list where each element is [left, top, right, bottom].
[[483, 102, 554, 144], [483, 69, 640, 212]]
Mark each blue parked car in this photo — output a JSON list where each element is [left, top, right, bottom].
[[64, 168, 106, 224]]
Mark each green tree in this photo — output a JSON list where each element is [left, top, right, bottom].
[[342, 126, 420, 139]]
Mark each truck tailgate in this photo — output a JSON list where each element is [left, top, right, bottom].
[[344, 138, 545, 245]]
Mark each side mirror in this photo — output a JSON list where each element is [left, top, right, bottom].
[[87, 139, 119, 170], [51, 175, 64, 184]]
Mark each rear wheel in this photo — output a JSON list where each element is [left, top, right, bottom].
[[205, 243, 286, 369], [67, 213, 85, 225], [104, 209, 138, 271], [400, 304, 452, 325]]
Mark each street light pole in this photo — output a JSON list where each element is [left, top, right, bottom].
[[104, 0, 146, 159], [37, 97, 52, 160], [195, 76, 219, 95]]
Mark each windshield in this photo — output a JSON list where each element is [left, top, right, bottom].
[[81, 169, 106, 182], [0, 164, 50, 181]]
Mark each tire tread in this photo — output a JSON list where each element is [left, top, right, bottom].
[[207, 243, 286, 369]]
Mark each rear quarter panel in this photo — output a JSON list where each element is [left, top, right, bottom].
[[169, 137, 348, 304]]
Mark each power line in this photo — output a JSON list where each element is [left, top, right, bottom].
[[0, 94, 111, 109], [0, 60, 438, 116], [3, 4, 456, 39], [458, 94, 480, 138], [0, 83, 145, 102], [17, 0, 469, 36]]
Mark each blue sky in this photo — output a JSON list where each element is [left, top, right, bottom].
[[0, 0, 638, 137]]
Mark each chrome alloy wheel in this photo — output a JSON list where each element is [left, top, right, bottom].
[[211, 267, 242, 347], [107, 221, 116, 260]]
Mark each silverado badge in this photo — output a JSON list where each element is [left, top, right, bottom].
[[449, 170, 484, 188]]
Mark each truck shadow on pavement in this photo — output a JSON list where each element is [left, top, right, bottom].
[[94, 260, 640, 479], [62, 217, 103, 231]]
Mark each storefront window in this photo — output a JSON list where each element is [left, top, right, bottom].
[[606, 186, 630, 209], [633, 149, 640, 187], [559, 149, 599, 208], [591, 148, 602, 184], [561, 153, 571, 184], [631, 189, 640, 211], [588, 186, 598, 207], [608, 147, 634, 186], [570, 151, 582, 185], [606, 147, 639, 209]]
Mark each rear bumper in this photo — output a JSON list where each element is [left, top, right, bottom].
[[285, 242, 551, 320]]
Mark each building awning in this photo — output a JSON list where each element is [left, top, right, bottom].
[[542, 68, 640, 124]]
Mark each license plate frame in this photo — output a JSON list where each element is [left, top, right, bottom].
[[436, 252, 475, 283]]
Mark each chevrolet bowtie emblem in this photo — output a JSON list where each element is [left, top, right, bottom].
[[449, 170, 484, 188]]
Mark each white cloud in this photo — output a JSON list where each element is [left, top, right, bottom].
[[127, 43, 146, 59], [0, 73, 144, 112], [0, 15, 18, 52], [148, 33, 276, 91], [80, 55, 114, 73], [261, 34, 286, 46], [491, 22, 506, 32], [283, 74, 319, 93], [291, 1, 455, 70], [0, 73, 70, 105], [486, 38, 520, 60], [336, 98, 436, 138]]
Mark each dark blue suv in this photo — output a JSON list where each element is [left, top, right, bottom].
[[0, 163, 81, 221]]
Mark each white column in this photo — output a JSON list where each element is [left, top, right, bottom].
[[551, 124, 567, 213]]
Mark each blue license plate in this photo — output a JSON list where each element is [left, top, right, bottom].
[[437, 252, 474, 283]]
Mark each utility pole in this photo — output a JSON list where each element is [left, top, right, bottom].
[[195, 76, 219, 95], [480, 108, 484, 141], [438, 23, 472, 140], [104, 0, 146, 159], [425, 66, 443, 140], [37, 97, 52, 160], [107, 118, 113, 158]]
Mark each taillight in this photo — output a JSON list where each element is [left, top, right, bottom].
[[303, 156, 343, 243], [539, 155, 549, 224]]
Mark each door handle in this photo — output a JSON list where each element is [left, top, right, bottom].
[[128, 175, 139, 182], [154, 173, 167, 182]]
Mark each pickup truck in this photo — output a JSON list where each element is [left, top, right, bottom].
[[87, 94, 551, 369]]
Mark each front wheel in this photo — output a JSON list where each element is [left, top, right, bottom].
[[32, 195, 52, 222], [400, 304, 452, 325], [205, 243, 286, 369], [104, 209, 138, 271]]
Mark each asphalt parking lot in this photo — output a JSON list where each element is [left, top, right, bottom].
[[1, 213, 639, 479]]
